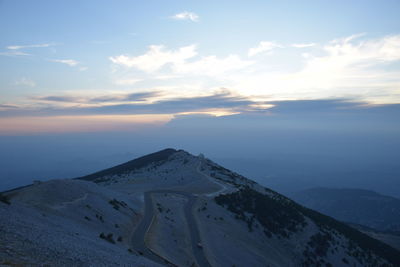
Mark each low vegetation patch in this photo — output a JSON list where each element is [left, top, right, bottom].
[[302, 231, 335, 265], [215, 187, 400, 265], [215, 187, 306, 238], [109, 198, 128, 210], [308, 232, 333, 257], [298, 205, 400, 265]]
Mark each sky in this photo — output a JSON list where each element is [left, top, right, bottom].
[[0, 1, 400, 196], [1, 0, 400, 133]]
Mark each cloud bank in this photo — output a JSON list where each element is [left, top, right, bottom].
[[2, 34, 400, 133], [107, 34, 400, 104]]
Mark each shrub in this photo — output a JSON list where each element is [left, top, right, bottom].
[[156, 203, 163, 213], [106, 233, 115, 243], [215, 187, 306, 238], [307, 232, 333, 257], [96, 214, 104, 222], [108, 198, 128, 210], [0, 193, 10, 205], [99, 232, 115, 244]]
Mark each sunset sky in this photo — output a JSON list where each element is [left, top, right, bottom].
[[1, 0, 400, 196], [1, 0, 400, 133]]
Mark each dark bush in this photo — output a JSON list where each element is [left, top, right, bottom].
[[99, 232, 115, 244], [106, 233, 115, 243], [0, 193, 10, 205], [96, 214, 104, 222], [109, 198, 127, 210], [308, 232, 333, 257]]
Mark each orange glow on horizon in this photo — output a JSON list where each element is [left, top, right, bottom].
[[0, 114, 173, 134]]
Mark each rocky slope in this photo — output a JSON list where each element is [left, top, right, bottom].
[[1, 148, 399, 266]]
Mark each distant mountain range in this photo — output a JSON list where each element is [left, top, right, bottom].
[[1, 149, 399, 266], [289, 187, 400, 232]]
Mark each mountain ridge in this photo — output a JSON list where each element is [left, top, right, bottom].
[[1, 148, 400, 266], [78, 148, 178, 181]]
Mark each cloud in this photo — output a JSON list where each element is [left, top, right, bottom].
[[33, 91, 162, 104], [106, 34, 400, 105], [14, 77, 36, 87], [173, 54, 253, 76], [2, 90, 271, 118], [155, 75, 179, 80], [113, 78, 142, 86], [0, 104, 18, 109], [107, 36, 400, 103], [291, 34, 400, 99], [324, 34, 400, 62], [248, 41, 282, 57], [228, 34, 400, 104], [6, 43, 54, 50], [110, 45, 197, 72], [291, 43, 316, 48], [34, 96, 82, 103], [49, 59, 80, 66], [0, 43, 55, 57], [3, 97, 400, 134], [90, 91, 161, 103], [110, 44, 252, 76], [49, 59, 88, 71], [123, 92, 162, 102], [0, 50, 30, 56], [171, 11, 199, 22]]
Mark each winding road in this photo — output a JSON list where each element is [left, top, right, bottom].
[[131, 190, 212, 267]]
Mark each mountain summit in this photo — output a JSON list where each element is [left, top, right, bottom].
[[1, 149, 399, 266]]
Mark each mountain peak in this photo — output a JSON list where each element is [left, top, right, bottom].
[[4, 149, 400, 266]]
